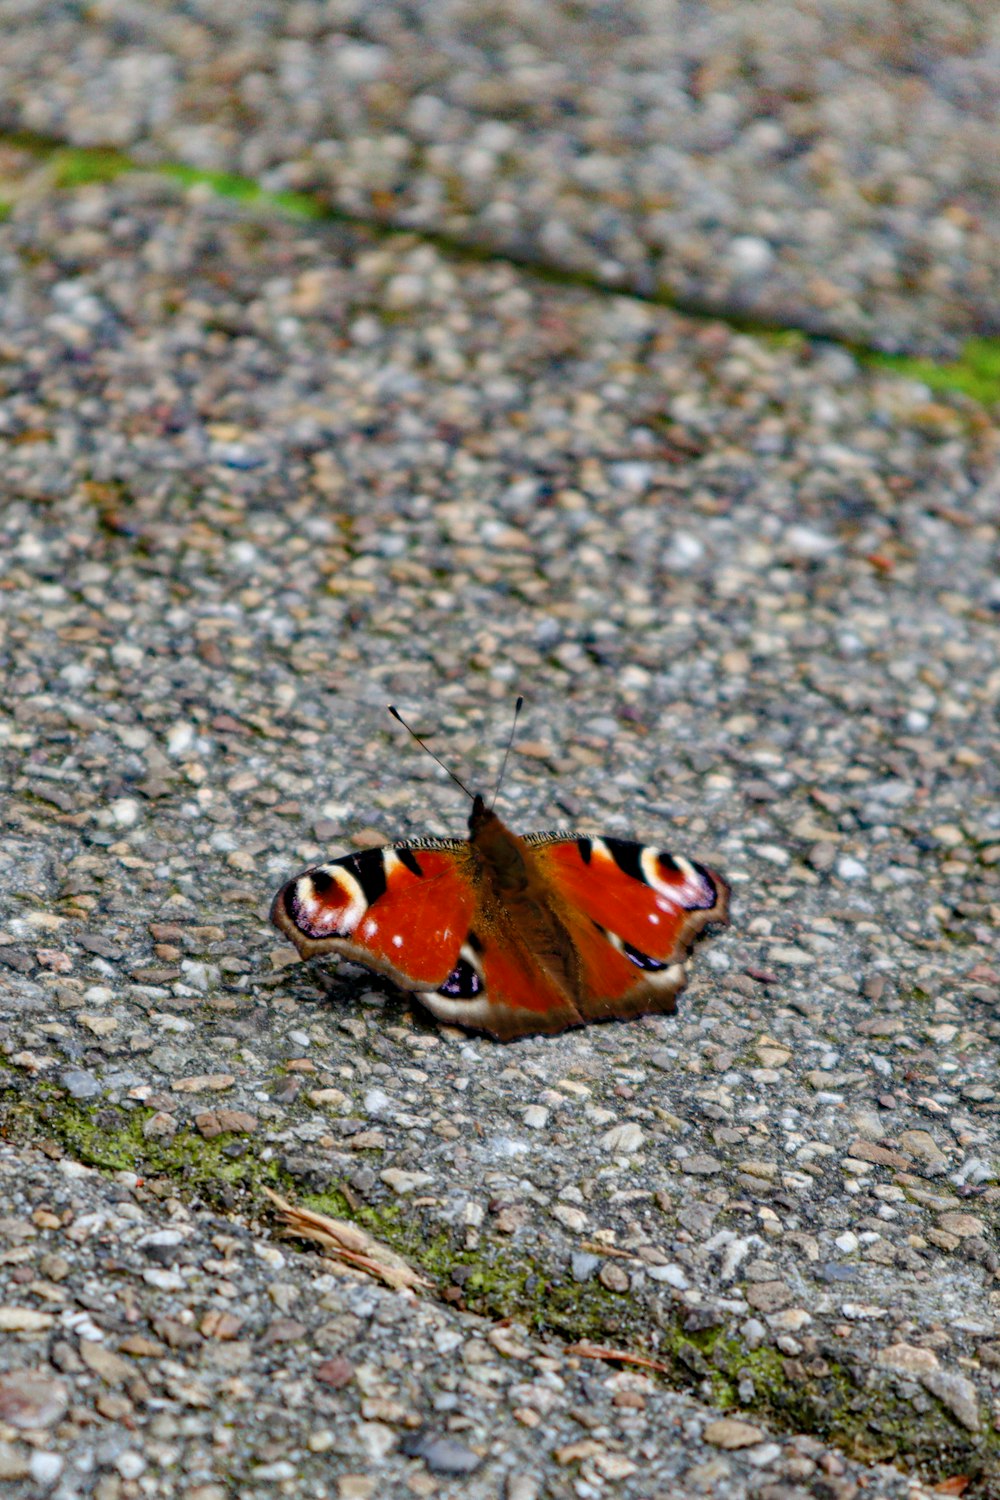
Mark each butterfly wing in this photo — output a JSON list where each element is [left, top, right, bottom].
[[271, 842, 477, 994], [527, 833, 729, 1023]]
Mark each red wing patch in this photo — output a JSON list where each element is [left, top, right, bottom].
[[532, 836, 728, 962], [271, 845, 476, 988]]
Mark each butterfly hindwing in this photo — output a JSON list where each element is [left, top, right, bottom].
[[529, 834, 729, 1022]]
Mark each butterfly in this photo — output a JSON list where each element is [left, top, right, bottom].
[[270, 704, 729, 1041]]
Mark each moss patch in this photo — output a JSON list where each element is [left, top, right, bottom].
[[304, 1189, 639, 1345], [866, 337, 1000, 406], [9, 1093, 291, 1211], [684, 1328, 998, 1481], [49, 146, 133, 189], [7, 137, 324, 222], [158, 163, 325, 221]]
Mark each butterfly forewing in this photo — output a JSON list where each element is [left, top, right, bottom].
[[271, 843, 476, 989], [531, 835, 727, 957]]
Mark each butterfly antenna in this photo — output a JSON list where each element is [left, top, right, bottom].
[[490, 695, 524, 809], [387, 705, 475, 802]]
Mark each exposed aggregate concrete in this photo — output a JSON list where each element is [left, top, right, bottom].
[[1, 1, 1000, 352], [0, 96, 998, 1500]]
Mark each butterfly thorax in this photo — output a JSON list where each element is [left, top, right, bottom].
[[468, 797, 531, 895], [468, 797, 583, 1001]]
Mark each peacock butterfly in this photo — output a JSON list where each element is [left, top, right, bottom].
[[270, 704, 729, 1041]]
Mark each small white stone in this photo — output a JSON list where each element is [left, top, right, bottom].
[[741, 1317, 767, 1349], [166, 720, 195, 757], [727, 235, 775, 275], [834, 1231, 859, 1254], [29, 1452, 63, 1485], [115, 1452, 145, 1480], [523, 1105, 549, 1129], [784, 525, 839, 559], [357, 1421, 397, 1460], [837, 857, 867, 880], [662, 532, 705, 570], [333, 42, 388, 80], [768, 945, 812, 965], [767, 1308, 812, 1332], [111, 641, 144, 667], [252, 1243, 286, 1269], [552, 1203, 587, 1233], [600, 1122, 644, 1154], [755, 844, 790, 866], [110, 797, 140, 827], [384, 273, 426, 309], [252, 1460, 296, 1481], [840, 1302, 888, 1320], [610, 461, 653, 493], [380, 1168, 433, 1194], [141, 1269, 185, 1291], [647, 1263, 689, 1289], [180, 960, 211, 992]]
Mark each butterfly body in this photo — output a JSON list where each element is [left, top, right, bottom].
[[271, 793, 729, 1040]]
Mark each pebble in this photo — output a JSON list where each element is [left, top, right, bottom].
[[59, 1068, 101, 1099], [876, 1343, 939, 1375], [0, 1373, 68, 1428], [920, 1370, 981, 1432], [29, 1451, 63, 1485], [599, 1122, 644, 1154], [703, 1419, 768, 1449], [936, 1212, 986, 1239], [681, 1154, 724, 1175], [571, 1253, 600, 1283], [402, 1433, 481, 1475]]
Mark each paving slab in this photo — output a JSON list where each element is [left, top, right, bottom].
[[0, 162, 998, 1499], [1, 1, 1000, 352]]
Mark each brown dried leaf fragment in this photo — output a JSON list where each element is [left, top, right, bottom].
[[263, 1189, 431, 1294]]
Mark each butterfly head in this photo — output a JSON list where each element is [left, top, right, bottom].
[[468, 793, 492, 835]]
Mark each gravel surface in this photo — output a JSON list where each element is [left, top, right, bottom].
[[0, 153, 998, 1497], [2, 1, 1000, 353]]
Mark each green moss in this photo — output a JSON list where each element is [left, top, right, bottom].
[[663, 1327, 998, 1481], [49, 147, 133, 188], [304, 1189, 645, 1343], [31, 143, 324, 222], [22, 1096, 291, 1209], [0, 201, 11, 222], [158, 163, 325, 221], [865, 337, 1000, 406]]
